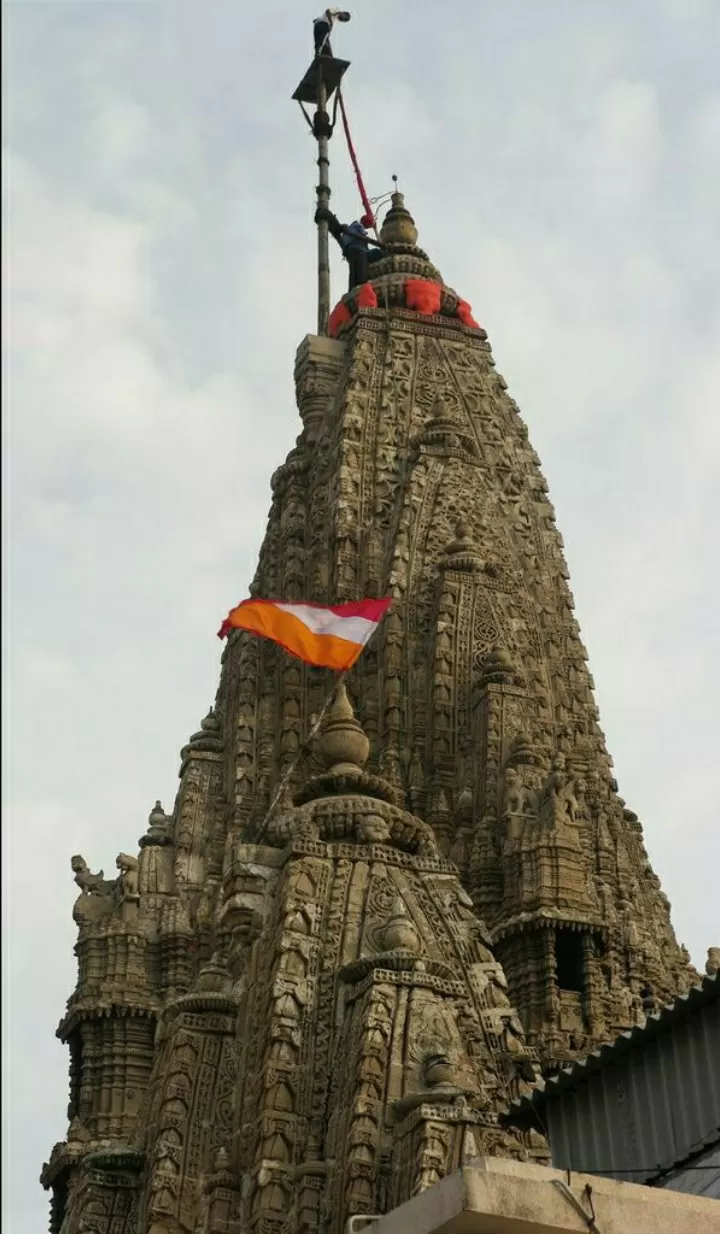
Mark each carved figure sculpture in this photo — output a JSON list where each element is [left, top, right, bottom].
[[115, 853, 139, 900], [502, 768, 527, 817], [71, 855, 108, 896], [358, 815, 391, 844]]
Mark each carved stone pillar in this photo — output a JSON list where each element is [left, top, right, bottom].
[[581, 930, 605, 1038], [174, 709, 225, 894], [54, 1148, 143, 1234], [139, 975, 238, 1234], [294, 334, 346, 444]]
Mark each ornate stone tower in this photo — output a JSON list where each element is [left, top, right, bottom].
[[41, 191, 695, 1233]]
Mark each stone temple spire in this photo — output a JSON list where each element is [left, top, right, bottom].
[[42, 187, 697, 1234]]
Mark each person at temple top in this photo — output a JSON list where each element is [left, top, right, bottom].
[[315, 205, 384, 291], [313, 9, 350, 58]]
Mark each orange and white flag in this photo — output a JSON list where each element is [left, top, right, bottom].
[[217, 597, 392, 671]]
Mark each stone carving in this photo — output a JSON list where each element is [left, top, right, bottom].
[[502, 768, 531, 818], [43, 194, 698, 1234], [358, 814, 392, 845], [71, 855, 110, 896], [141, 800, 172, 846], [381, 897, 422, 955], [116, 853, 139, 900]]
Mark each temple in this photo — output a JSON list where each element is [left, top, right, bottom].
[[41, 42, 699, 1234]]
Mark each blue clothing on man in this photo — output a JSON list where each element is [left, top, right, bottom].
[[315, 207, 384, 290], [340, 220, 370, 253]]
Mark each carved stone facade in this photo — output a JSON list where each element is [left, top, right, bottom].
[[42, 197, 695, 1232]]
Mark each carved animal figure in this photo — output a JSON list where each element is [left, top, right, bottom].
[[115, 853, 139, 899], [71, 855, 109, 896]]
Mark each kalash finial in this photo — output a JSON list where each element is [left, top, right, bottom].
[[379, 174, 419, 247], [318, 680, 370, 774]]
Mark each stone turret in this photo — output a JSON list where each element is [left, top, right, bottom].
[[41, 706, 227, 1233], [202, 690, 546, 1229]]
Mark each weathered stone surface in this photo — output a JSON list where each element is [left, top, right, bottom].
[[42, 203, 695, 1234]]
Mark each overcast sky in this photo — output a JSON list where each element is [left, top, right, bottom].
[[3, 1, 720, 1229]]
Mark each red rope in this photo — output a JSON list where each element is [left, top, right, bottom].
[[337, 88, 377, 236]]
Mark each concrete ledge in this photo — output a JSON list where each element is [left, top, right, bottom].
[[362, 1157, 720, 1234]]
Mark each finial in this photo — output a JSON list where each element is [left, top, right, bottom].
[[443, 520, 484, 574], [479, 644, 519, 687], [379, 180, 418, 247], [382, 895, 421, 954], [507, 733, 537, 767], [195, 951, 233, 994], [330, 681, 354, 723], [185, 707, 223, 755], [141, 799, 172, 848], [317, 681, 370, 773]]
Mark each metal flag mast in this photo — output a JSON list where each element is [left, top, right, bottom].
[[253, 670, 346, 843], [292, 12, 352, 335]]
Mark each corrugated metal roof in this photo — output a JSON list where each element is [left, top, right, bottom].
[[650, 1131, 720, 1198], [511, 971, 719, 1115], [506, 972, 720, 1188], [657, 1135, 720, 1194]]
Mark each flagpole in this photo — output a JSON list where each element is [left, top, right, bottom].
[[254, 671, 346, 844]]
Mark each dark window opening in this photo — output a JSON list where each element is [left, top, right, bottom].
[[68, 1034, 81, 1121], [555, 929, 585, 993]]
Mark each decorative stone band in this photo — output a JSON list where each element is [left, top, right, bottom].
[[328, 277, 485, 338], [343, 967, 467, 1002], [82, 1148, 145, 1173], [265, 796, 441, 854], [491, 911, 610, 944], [159, 992, 237, 1026], [41, 1140, 91, 1190], [57, 1002, 158, 1043], [338, 953, 461, 985]]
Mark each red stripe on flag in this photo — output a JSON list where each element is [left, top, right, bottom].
[[325, 598, 392, 621], [218, 597, 392, 641]]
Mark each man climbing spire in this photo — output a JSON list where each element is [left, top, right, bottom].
[[313, 9, 351, 58], [315, 205, 384, 291]]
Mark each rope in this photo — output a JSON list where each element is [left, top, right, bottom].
[[333, 84, 402, 675], [551, 1181, 601, 1234], [336, 87, 377, 236]]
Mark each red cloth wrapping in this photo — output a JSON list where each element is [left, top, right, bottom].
[[456, 297, 480, 328], [328, 300, 352, 337], [405, 279, 442, 315], [355, 281, 379, 309]]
